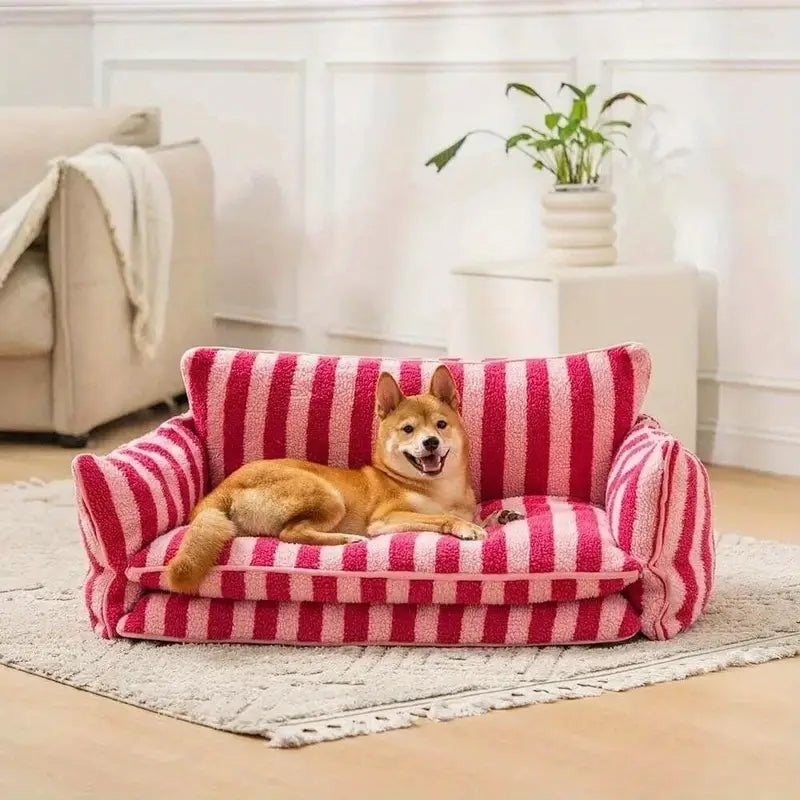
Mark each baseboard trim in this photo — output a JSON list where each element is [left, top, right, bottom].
[[697, 371, 800, 393], [697, 423, 800, 477]]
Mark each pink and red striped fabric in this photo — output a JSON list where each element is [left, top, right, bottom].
[[74, 413, 208, 637], [72, 344, 715, 645], [606, 417, 714, 639], [117, 592, 641, 646], [181, 344, 651, 504], [127, 496, 640, 605]]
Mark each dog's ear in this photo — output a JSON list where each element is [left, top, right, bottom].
[[375, 372, 404, 419], [429, 364, 459, 411]]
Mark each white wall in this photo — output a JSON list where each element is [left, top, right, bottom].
[[0, 5, 93, 105], [4, 1, 800, 474]]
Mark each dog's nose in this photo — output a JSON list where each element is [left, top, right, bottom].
[[423, 436, 440, 452]]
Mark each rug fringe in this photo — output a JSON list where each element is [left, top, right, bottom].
[[269, 708, 417, 748], [268, 635, 800, 747]]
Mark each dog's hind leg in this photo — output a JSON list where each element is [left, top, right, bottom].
[[231, 473, 366, 547], [278, 523, 366, 546], [277, 490, 367, 546]]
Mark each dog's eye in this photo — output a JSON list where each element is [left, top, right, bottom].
[[436, 420, 448, 430], [402, 424, 414, 434]]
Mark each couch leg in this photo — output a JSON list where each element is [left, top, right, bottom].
[[57, 433, 89, 449], [152, 393, 188, 414]]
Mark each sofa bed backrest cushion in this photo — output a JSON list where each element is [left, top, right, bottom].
[[181, 344, 651, 504]]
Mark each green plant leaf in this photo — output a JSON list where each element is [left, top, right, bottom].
[[535, 139, 561, 151], [601, 119, 632, 129], [585, 83, 597, 96], [559, 118, 580, 141], [522, 125, 547, 137], [600, 91, 646, 113], [505, 83, 550, 106], [545, 112, 562, 129], [559, 82, 585, 99], [532, 158, 557, 176], [505, 132, 532, 152], [568, 98, 588, 123], [580, 126, 606, 144], [425, 136, 468, 171]]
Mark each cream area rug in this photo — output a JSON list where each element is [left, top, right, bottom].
[[1, 480, 798, 748]]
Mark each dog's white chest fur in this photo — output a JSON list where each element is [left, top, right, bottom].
[[403, 488, 472, 520], [404, 492, 445, 515]]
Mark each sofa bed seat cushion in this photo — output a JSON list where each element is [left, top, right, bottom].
[[128, 495, 642, 605], [117, 592, 642, 645], [0, 248, 54, 356]]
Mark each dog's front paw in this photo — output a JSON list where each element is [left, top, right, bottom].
[[449, 521, 487, 541], [480, 509, 525, 528], [497, 509, 525, 525], [342, 534, 369, 544]]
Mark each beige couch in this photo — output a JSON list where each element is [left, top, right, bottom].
[[0, 107, 214, 446]]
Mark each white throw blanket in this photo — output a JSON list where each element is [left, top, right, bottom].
[[0, 144, 172, 358]]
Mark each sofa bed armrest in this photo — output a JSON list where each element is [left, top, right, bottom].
[[605, 415, 714, 640], [73, 412, 208, 570]]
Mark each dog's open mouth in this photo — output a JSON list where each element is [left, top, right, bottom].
[[404, 451, 448, 476]]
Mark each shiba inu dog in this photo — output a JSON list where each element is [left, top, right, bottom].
[[166, 365, 521, 594]]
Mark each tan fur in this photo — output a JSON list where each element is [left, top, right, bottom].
[[166, 365, 484, 594]]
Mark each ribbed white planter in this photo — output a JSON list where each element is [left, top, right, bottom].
[[541, 185, 617, 267]]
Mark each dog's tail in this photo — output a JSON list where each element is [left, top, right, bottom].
[[166, 489, 236, 594]]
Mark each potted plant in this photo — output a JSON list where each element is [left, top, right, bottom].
[[426, 82, 646, 266]]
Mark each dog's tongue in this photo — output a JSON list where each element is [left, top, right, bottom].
[[420, 453, 442, 473]]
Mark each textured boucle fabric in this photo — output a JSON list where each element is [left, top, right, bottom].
[[181, 345, 651, 503], [127, 496, 640, 605], [118, 593, 641, 646], [607, 417, 714, 639], [72, 345, 715, 645], [74, 413, 207, 637]]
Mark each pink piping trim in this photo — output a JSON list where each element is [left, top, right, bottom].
[[646, 440, 677, 641], [72, 466, 108, 568], [96, 570, 114, 639], [125, 564, 642, 584], [184, 342, 648, 368], [77, 500, 103, 566]]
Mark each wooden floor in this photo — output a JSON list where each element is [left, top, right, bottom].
[[1, 412, 798, 800]]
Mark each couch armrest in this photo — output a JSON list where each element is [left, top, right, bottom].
[[48, 140, 214, 436], [73, 413, 208, 566], [73, 412, 208, 637], [606, 415, 714, 640]]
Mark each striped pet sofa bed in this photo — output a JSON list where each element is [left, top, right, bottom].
[[73, 343, 714, 646]]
